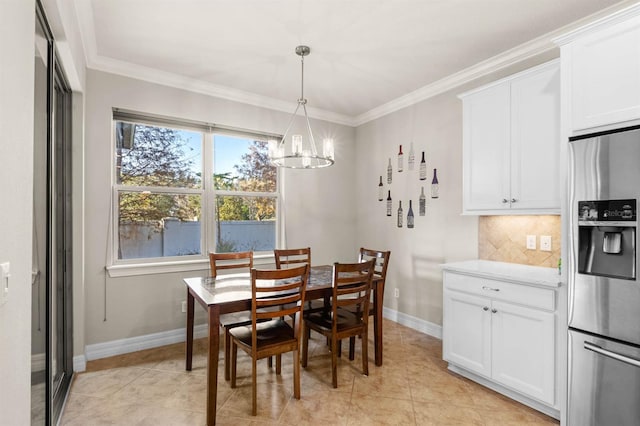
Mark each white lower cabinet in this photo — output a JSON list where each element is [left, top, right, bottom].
[[443, 269, 558, 416], [490, 300, 555, 405]]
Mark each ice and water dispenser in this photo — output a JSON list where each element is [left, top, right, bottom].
[[577, 199, 637, 280]]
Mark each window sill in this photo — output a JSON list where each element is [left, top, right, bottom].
[[106, 253, 275, 278]]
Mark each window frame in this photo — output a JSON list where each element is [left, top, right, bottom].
[[107, 111, 281, 277]]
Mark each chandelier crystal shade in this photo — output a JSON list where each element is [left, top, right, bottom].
[[268, 46, 335, 169]]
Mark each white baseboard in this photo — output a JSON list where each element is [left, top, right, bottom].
[[75, 311, 439, 371], [73, 355, 87, 373], [32, 352, 45, 372], [383, 307, 442, 339], [84, 324, 209, 363]]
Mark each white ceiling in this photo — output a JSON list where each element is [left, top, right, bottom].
[[75, 0, 629, 125]]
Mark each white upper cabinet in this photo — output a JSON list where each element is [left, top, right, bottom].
[[557, 9, 640, 132], [459, 61, 560, 215]]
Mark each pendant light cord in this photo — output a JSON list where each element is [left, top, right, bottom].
[[300, 54, 305, 102]]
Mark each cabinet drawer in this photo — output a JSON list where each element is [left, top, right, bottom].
[[444, 272, 555, 311]]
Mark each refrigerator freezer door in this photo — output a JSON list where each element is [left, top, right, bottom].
[[569, 129, 640, 346], [568, 329, 640, 426]]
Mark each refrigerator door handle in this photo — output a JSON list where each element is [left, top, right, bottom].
[[584, 341, 640, 368]]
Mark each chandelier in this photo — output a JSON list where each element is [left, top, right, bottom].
[[268, 46, 335, 169]]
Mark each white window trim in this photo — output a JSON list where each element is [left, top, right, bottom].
[[108, 113, 281, 277]]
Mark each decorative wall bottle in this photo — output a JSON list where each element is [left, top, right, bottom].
[[407, 200, 414, 228], [397, 145, 404, 172], [408, 142, 415, 171], [419, 151, 427, 180], [386, 190, 392, 216], [397, 200, 403, 228], [419, 187, 426, 216], [387, 158, 392, 184], [378, 176, 383, 201], [431, 168, 439, 198]]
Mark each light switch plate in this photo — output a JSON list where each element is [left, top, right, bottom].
[[0, 262, 10, 306], [526, 235, 536, 250], [540, 236, 552, 252]]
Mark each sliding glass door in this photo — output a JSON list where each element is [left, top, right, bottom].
[[33, 2, 74, 424]]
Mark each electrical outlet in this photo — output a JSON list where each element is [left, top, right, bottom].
[[394, 288, 399, 298], [526, 235, 536, 250], [540, 236, 552, 252], [181, 300, 187, 313]]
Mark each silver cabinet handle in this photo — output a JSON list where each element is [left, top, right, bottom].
[[483, 306, 489, 311], [584, 341, 640, 368], [491, 308, 497, 313], [511, 198, 517, 203], [482, 286, 500, 292], [502, 199, 509, 204]]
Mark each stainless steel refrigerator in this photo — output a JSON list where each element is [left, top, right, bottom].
[[568, 126, 640, 426]]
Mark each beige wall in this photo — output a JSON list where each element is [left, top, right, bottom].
[[479, 215, 561, 268], [355, 90, 478, 327], [0, 1, 35, 424], [355, 52, 560, 327], [83, 70, 357, 345]]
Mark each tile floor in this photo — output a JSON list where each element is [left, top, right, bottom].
[[60, 319, 559, 425]]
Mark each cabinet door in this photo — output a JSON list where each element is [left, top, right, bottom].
[[571, 15, 640, 131], [443, 290, 492, 378], [491, 300, 555, 405], [462, 83, 511, 212], [510, 64, 560, 211]]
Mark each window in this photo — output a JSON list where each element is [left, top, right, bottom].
[[112, 112, 278, 268]]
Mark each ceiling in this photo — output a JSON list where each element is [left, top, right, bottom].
[[75, 0, 629, 125]]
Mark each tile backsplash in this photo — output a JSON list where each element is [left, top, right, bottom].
[[478, 215, 561, 268]]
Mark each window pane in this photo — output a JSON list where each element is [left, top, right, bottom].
[[214, 195, 276, 252], [118, 192, 201, 259], [213, 135, 276, 192], [116, 122, 202, 188]]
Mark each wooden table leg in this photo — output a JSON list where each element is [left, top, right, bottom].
[[374, 282, 384, 366], [206, 305, 221, 426], [186, 289, 195, 371]]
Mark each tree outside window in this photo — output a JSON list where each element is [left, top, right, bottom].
[[113, 118, 278, 262]]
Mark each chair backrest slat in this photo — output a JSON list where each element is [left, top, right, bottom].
[[274, 247, 311, 269], [331, 260, 375, 328], [251, 264, 308, 325], [209, 251, 253, 277], [358, 248, 390, 282]]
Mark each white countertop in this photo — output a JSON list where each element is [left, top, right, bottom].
[[441, 260, 562, 288]]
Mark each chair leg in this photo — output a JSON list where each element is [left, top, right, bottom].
[[252, 358, 257, 416], [293, 349, 301, 399], [268, 356, 273, 368], [276, 354, 282, 375], [301, 323, 310, 368], [362, 331, 369, 377], [230, 341, 238, 388], [224, 327, 231, 381], [331, 335, 338, 388], [349, 336, 356, 360], [337, 339, 342, 358]]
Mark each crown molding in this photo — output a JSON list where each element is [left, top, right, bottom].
[[73, 0, 637, 129], [354, 1, 639, 126], [553, 1, 640, 45], [353, 35, 558, 126], [87, 54, 355, 127]]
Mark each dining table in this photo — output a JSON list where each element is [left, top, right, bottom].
[[184, 264, 385, 425]]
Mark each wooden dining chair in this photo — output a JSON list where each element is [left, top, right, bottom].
[[347, 248, 391, 359], [209, 251, 254, 381], [301, 260, 375, 388], [273, 247, 312, 367], [229, 264, 309, 416]]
